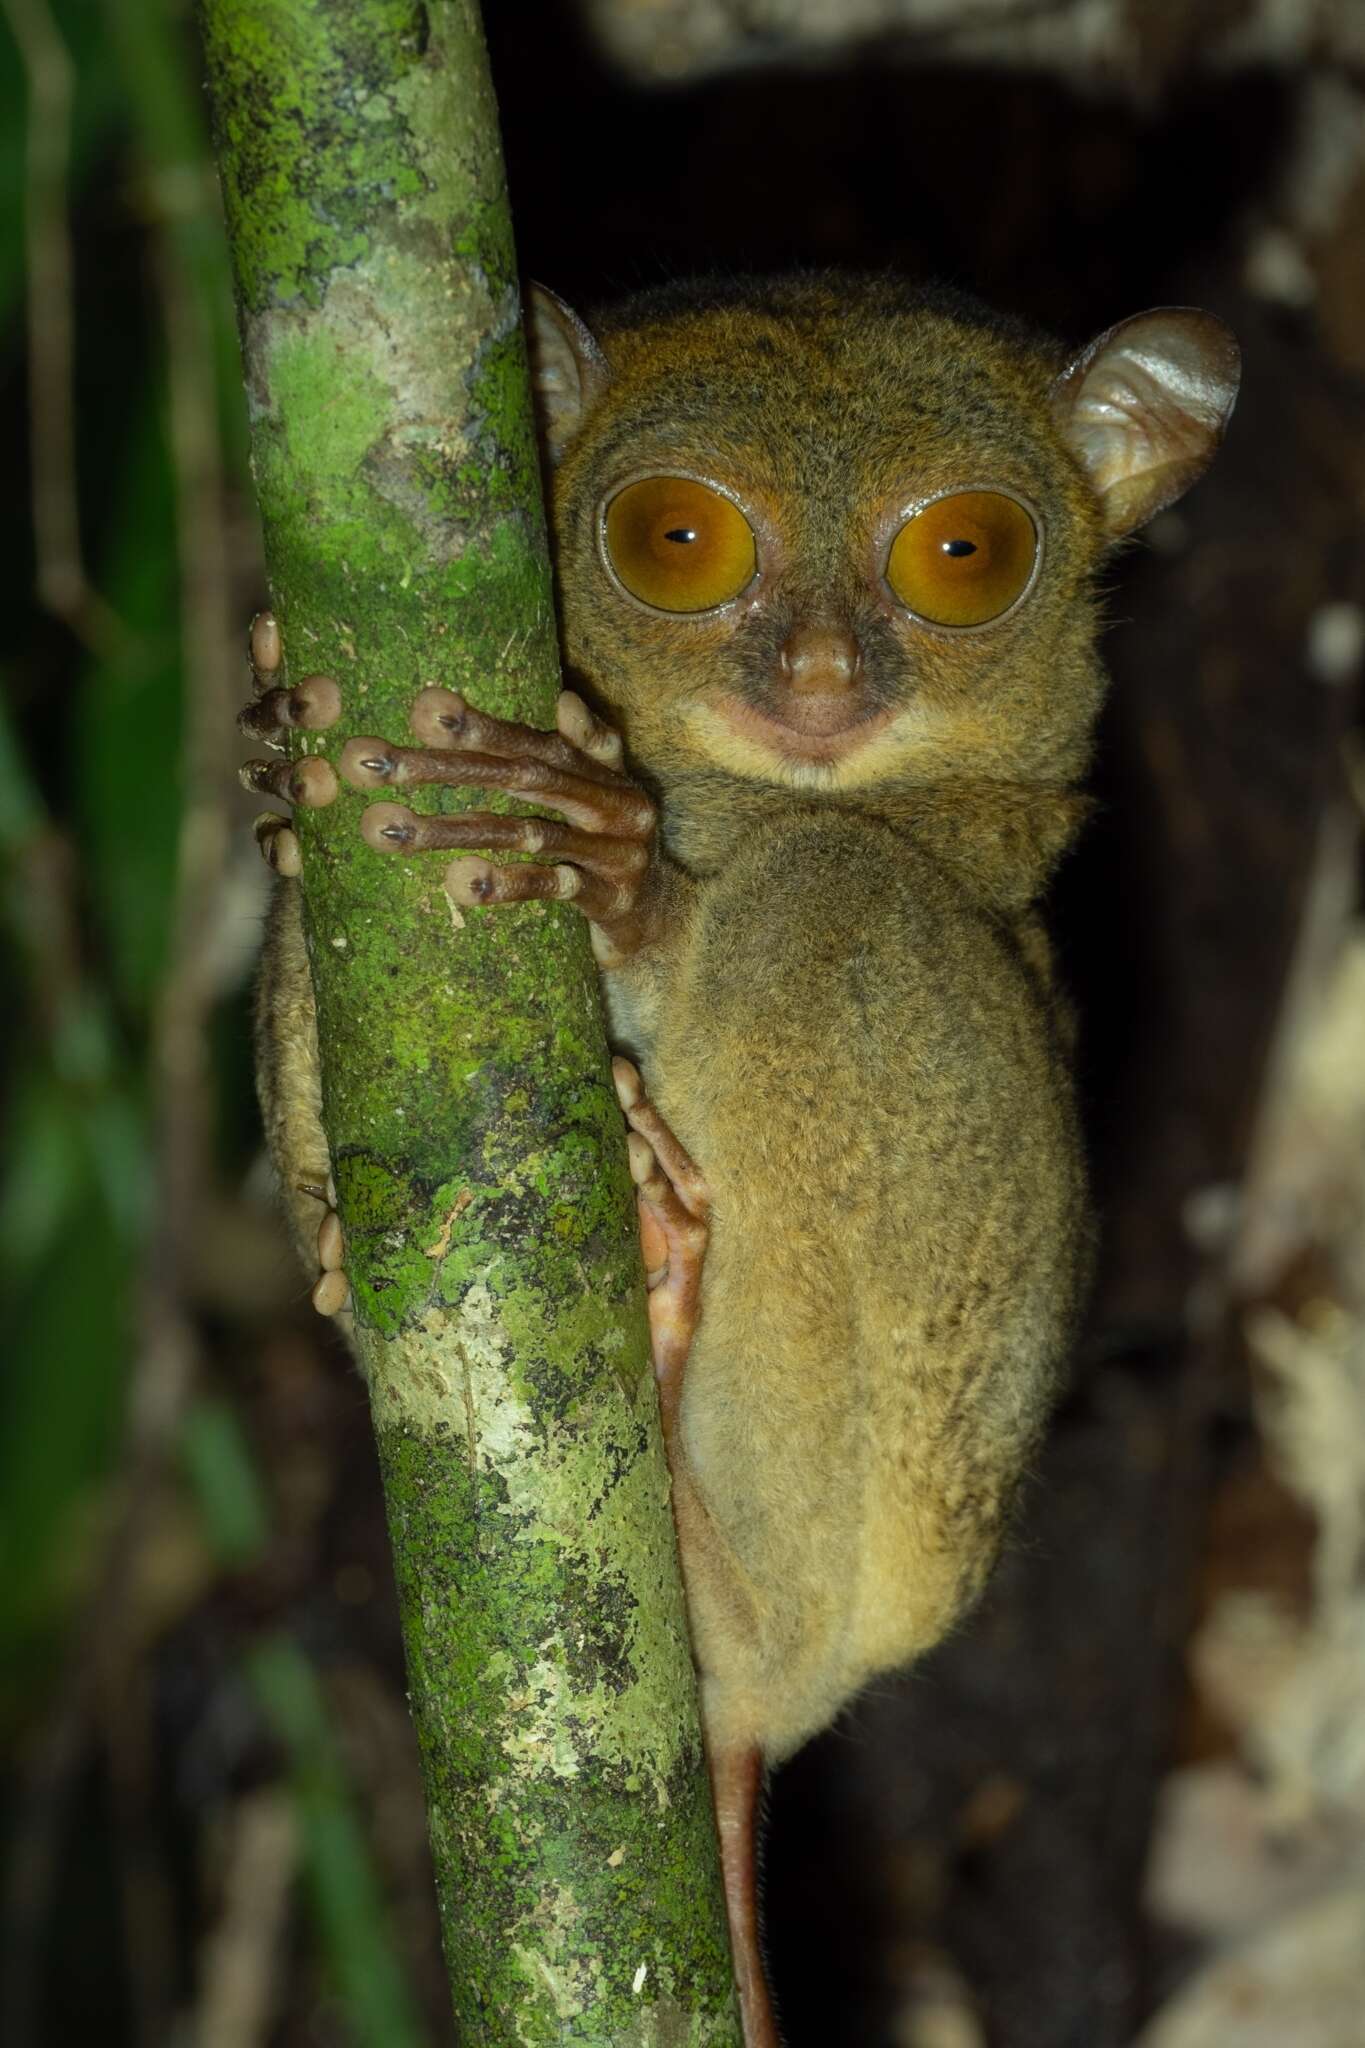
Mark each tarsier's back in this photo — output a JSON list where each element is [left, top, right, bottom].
[[250, 271, 1238, 2044]]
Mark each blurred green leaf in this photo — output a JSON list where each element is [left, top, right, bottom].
[[180, 1397, 269, 1569], [0, 1055, 148, 1273], [248, 1637, 430, 2048], [0, 679, 150, 1710], [0, 1070, 86, 1276], [75, 373, 182, 1017], [0, 676, 44, 846], [85, 1087, 153, 1239], [0, 1208, 129, 1715], [0, 689, 154, 1248], [183, 1399, 430, 2046], [0, 0, 125, 329], [100, 0, 249, 473]]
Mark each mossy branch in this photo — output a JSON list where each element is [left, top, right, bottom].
[[197, 2, 740, 2038]]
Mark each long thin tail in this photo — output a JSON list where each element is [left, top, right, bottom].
[[710, 1744, 782, 2048]]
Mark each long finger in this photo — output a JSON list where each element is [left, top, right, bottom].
[[339, 737, 654, 838], [411, 686, 621, 785], [359, 802, 649, 885], [442, 855, 638, 925]]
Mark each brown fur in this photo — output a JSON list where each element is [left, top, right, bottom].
[[258, 272, 1237, 1767]]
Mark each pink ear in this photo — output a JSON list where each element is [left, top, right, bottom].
[[1052, 309, 1240, 536], [525, 283, 609, 463]]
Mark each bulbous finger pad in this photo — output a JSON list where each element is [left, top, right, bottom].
[[360, 802, 421, 851]]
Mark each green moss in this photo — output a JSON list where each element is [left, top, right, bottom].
[[378, 1423, 737, 2042], [453, 193, 517, 286], [334, 1153, 410, 1230], [200, 1, 433, 310]]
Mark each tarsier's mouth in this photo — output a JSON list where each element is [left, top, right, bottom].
[[711, 692, 896, 763]]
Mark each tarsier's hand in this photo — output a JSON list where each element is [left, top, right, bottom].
[[239, 610, 667, 963], [239, 612, 701, 1329]]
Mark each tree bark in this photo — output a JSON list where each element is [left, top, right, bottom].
[[197, 3, 740, 2039]]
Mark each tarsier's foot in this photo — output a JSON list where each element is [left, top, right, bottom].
[[611, 1058, 712, 1437]]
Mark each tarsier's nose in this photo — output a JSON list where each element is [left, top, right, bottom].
[[779, 622, 864, 695]]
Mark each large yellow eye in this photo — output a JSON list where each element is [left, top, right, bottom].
[[886, 490, 1038, 627], [604, 477, 757, 613]]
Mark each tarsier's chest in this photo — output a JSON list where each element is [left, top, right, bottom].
[[632, 813, 1076, 1242]]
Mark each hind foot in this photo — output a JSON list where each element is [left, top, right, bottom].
[[611, 1058, 711, 1429]]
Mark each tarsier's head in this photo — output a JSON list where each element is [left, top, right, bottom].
[[529, 274, 1238, 799]]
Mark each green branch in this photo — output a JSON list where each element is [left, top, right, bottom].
[[197, 2, 739, 2039]]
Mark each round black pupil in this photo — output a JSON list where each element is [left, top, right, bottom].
[[942, 538, 977, 558], [664, 526, 697, 544]]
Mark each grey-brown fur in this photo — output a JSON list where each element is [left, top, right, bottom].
[[256, 270, 1237, 1773]]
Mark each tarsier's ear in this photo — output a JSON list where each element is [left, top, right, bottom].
[[525, 283, 609, 464], [1052, 309, 1240, 537]]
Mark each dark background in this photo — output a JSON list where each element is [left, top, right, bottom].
[[2, 1, 1360, 2043]]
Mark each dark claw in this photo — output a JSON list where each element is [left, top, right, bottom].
[[457, 860, 496, 903], [340, 737, 401, 789], [412, 687, 473, 745], [360, 802, 421, 851]]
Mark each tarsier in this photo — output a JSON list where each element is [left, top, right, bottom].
[[244, 275, 1238, 2044]]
